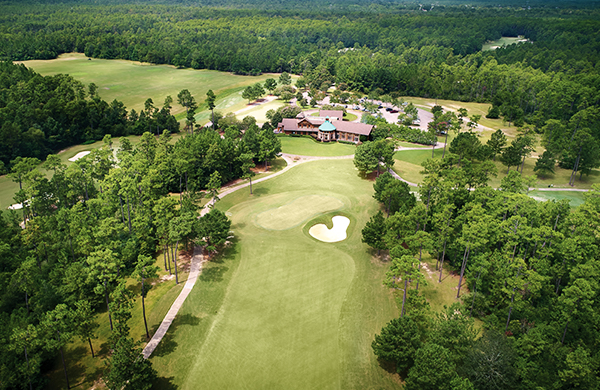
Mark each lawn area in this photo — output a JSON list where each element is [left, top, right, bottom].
[[397, 142, 430, 149], [280, 136, 356, 156], [344, 112, 358, 122], [392, 147, 600, 191], [20, 53, 278, 119], [150, 159, 400, 389], [528, 190, 586, 208]]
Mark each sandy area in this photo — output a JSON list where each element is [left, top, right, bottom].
[[68, 151, 91, 162], [309, 216, 350, 243]]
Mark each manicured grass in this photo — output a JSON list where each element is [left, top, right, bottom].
[[528, 190, 586, 208], [20, 53, 277, 119], [397, 142, 430, 149], [280, 136, 356, 156], [344, 112, 358, 122], [151, 159, 400, 389]]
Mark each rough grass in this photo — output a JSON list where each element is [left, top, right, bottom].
[[150, 159, 400, 389], [280, 136, 356, 156]]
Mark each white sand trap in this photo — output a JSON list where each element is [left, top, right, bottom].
[[68, 151, 91, 162], [309, 216, 350, 243], [8, 203, 23, 210]]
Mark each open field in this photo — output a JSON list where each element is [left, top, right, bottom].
[[482, 36, 531, 51], [20, 53, 284, 123], [150, 159, 400, 389], [280, 136, 356, 156]]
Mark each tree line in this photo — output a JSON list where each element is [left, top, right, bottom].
[[0, 111, 284, 387], [362, 147, 600, 388]]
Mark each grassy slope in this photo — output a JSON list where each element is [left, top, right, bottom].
[[280, 136, 356, 156], [151, 159, 400, 389]]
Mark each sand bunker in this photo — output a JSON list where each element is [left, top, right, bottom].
[[309, 216, 350, 243], [68, 151, 91, 162]]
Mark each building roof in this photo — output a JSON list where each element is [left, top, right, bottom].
[[278, 117, 373, 136], [319, 120, 336, 132], [319, 110, 344, 120], [335, 121, 373, 136]]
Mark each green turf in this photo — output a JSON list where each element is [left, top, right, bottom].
[[20, 53, 279, 119], [255, 194, 344, 230], [344, 113, 358, 122], [150, 159, 399, 389], [482, 36, 530, 51], [528, 190, 586, 208], [280, 137, 356, 156]]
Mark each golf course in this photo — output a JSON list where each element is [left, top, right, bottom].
[[149, 158, 400, 389]]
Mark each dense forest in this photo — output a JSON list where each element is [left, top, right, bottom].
[[358, 147, 600, 389], [0, 121, 286, 388], [2, 0, 600, 388]]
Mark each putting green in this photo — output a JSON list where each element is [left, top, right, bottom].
[[150, 159, 399, 390], [254, 195, 344, 230]]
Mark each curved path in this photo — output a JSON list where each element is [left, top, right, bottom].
[[143, 145, 588, 358]]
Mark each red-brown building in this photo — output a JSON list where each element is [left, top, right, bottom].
[[277, 110, 373, 143]]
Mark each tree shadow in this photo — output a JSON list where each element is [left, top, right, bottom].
[[376, 357, 399, 375], [151, 314, 201, 358], [252, 186, 270, 196], [153, 376, 178, 390], [199, 265, 229, 283]]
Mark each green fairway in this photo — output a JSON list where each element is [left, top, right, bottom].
[[20, 53, 277, 119], [150, 159, 399, 389], [280, 136, 356, 156], [529, 190, 586, 207]]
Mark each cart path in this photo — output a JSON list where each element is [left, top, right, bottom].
[[142, 245, 206, 359]]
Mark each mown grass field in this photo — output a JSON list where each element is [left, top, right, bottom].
[[150, 159, 400, 389], [279, 136, 356, 156], [20, 53, 291, 124]]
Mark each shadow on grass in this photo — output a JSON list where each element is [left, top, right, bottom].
[[252, 186, 270, 196], [152, 313, 202, 358], [376, 357, 400, 375], [153, 376, 178, 390]]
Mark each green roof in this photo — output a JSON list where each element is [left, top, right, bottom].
[[319, 119, 336, 132]]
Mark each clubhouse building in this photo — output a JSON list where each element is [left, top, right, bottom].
[[277, 110, 373, 143]]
